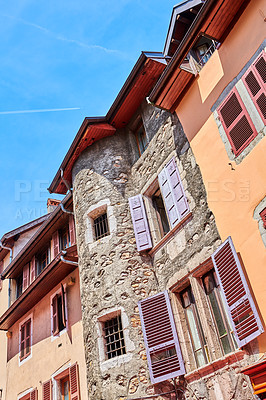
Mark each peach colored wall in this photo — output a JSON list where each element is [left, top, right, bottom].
[[175, 0, 266, 353], [5, 268, 88, 400]]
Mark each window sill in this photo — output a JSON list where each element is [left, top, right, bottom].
[[148, 212, 192, 256], [185, 349, 246, 383]]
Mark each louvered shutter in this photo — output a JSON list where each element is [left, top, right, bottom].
[[30, 388, 38, 400], [69, 215, 76, 246], [30, 257, 36, 283], [70, 363, 80, 400], [129, 195, 152, 252], [0, 261, 3, 290], [52, 231, 60, 259], [158, 157, 189, 228], [217, 87, 257, 156], [138, 291, 185, 384], [242, 51, 266, 123], [22, 264, 29, 292], [211, 237, 264, 347], [61, 284, 67, 327], [52, 295, 59, 335], [42, 380, 52, 400]]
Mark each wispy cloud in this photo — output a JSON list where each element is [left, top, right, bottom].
[[0, 107, 80, 115], [0, 13, 121, 54]]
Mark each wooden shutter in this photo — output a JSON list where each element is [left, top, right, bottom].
[[70, 363, 80, 400], [138, 291, 185, 384], [61, 284, 67, 327], [30, 257, 36, 283], [52, 231, 60, 259], [69, 215, 76, 246], [211, 237, 264, 347], [30, 388, 38, 400], [22, 264, 30, 292], [129, 194, 152, 252], [42, 380, 52, 400], [158, 157, 189, 228], [52, 295, 59, 335], [217, 87, 257, 156], [20, 323, 25, 359], [0, 261, 3, 290], [242, 50, 266, 123]]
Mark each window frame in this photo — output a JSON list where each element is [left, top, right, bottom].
[[37, 246, 50, 276], [51, 285, 67, 338], [19, 314, 32, 365], [93, 212, 110, 241]]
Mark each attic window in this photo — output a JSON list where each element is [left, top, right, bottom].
[[180, 35, 220, 74]]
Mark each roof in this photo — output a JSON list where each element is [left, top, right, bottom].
[[163, 0, 205, 57], [1, 193, 72, 279], [48, 52, 167, 194], [0, 214, 50, 261], [149, 0, 252, 110]]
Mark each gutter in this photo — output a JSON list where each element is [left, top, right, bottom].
[[0, 241, 12, 263]]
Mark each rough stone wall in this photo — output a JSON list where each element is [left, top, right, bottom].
[[72, 103, 257, 400]]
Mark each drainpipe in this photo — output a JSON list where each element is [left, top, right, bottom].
[[60, 168, 72, 194], [60, 251, 78, 266], [60, 203, 74, 215], [0, 241, 13, 264]]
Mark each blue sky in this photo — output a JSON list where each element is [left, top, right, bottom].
[[0, 0, 177, 238]]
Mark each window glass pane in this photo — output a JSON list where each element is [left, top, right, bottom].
[[63, 380, 69, 400], [194, 348, 206, 367], [152, 189, 170, 236], [186, 307, 202, 351], [208, 292, 227, 337]]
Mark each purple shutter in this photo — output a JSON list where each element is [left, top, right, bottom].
[[138, 291, 185, 384], [158, 157, 189, 228], [212, 237, 264, 347], [242, 50, 266, 123], [129, 195, 152, 252]]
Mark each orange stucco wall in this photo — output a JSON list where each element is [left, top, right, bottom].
[[175, 0, 266, 353], [5, 268, 88, 400]]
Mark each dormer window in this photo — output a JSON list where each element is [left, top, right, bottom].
[[180, 35, 220, 74]]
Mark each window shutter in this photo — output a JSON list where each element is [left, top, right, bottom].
[[20, 324, 25, 359], [42, 380, 52, 400], [70, 363, 80, 400], [217, 88, 257, 156], [0, 261, 3, 291], [158, 157, 189, 228], [22, 264, 29, 292], [69, 214, 76, 246], [30, 388, 38, 400], [52, 295, 59, 336], [52, 231, 60, 258], [129, 194, 152, 252], [211, 237, 264, 347], [61, 284, 67, 327], [242, 51, 266, 123], [30, 257, 36, 283], [138, 291, 185, 384]]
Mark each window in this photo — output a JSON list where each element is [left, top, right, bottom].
[[45, 363, 80, 400], [103, 315, 126, 359], [138, 238, 263, 384], [60, 226, 70, 250], [61, 376, 70, 400], [94, 212, 109, 240], [16, 273, 23, 298], [260, 208, 266, 229], [129, 157, 189, 251], [18, 389, 37, 400], [180, 286, 209, 367], [37, 247, 50, 275], [135, 124, 148, 156], [20, 318, 31, 361], [51, 286, 66, 336], [202, 269, 236, 355]]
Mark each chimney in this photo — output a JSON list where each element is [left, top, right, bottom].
[[47, 198, 61, 214]]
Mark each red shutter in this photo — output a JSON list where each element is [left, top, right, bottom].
[[20, 324, 25, 359], [30, 388, 38, 400], [30, 257, 36, 283], [159, 157, 189, 228], [70, 363, 80, 400], [129, 194, 152, 252], [69, 215, 76, 246], [52, 295, 59, 335], [211, 237, 264, 347], [242, 50, 266, 123], [42, 380, 52, 400], [138, 291, 185, 384], [22, 264, 30, 292], [217, 87, 257, 156], [61, 284, 67, 327], [259, 208, 266, 229], [52, 231, 60, 258]]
